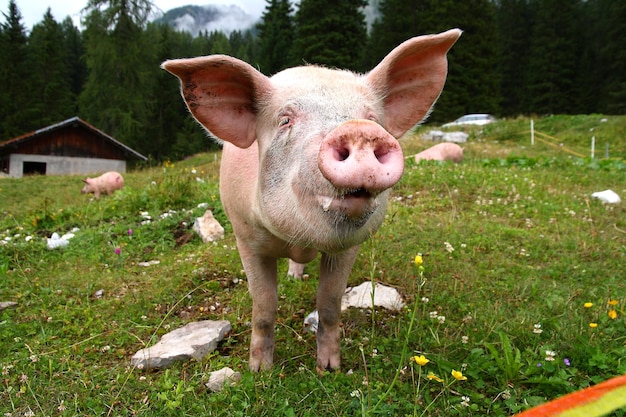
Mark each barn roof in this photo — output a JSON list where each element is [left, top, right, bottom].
[[0, 117, 147, 161]]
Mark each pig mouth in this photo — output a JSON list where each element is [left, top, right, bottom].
[[317, 188, 379, 219]]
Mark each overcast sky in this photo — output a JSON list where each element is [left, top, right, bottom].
[[3, 0, 267, 30]]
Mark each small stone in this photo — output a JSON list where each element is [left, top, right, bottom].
[[0, 301, 18, 311], [591, 190, 621, 204], [206, 367, 241, 392], [193, 210, 225, 243]]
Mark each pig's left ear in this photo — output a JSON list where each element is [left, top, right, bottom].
[[366, 29, 462, 138], [162, 56, 272, 148]]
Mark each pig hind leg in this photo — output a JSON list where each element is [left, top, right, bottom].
[[287, 260, 306, 279]]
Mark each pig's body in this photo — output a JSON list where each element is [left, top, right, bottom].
[[163, 29, 461, 372], [415, 142, 464, 163], [81, 171, 124, 198]]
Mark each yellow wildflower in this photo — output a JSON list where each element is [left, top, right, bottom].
[[589, 322, 598, 328], [584, 302, 593, 308], [412, 355, 430, 366], [608, 300, 618, 306], [608, 310, 618, 320], [427, 372, 444, 383], [414, 254, 423, 267], [451, 370, 467, 381]]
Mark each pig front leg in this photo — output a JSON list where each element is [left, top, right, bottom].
[[240, 247, 279, 371], [316, 247, 359, 372]]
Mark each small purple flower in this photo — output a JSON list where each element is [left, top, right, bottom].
[[537, 363, 542, 367], [564, 358, 571, 366], [114, 247, 121, 256], [128, 228, 133, 236]]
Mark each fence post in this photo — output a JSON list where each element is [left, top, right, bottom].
[[591, 136, 595, 159], [530, 119, 534, 146]]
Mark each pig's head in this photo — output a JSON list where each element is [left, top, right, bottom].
[[81, 178, 93, 194], [163, 29, 461, 251]]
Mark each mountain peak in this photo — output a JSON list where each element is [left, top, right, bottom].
[[155, 4, 258, 36]]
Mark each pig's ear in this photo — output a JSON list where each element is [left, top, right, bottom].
[[162, 56, 272, 148], [366, 29, 462, 138]]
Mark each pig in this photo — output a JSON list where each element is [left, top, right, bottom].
[[162, 28, 461, 372], [81, 171, 124, 198], [414, 142, 464, 163]]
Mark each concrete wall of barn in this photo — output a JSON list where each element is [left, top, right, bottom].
[[8, 154, 126, 178]]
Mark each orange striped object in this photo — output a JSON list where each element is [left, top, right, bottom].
[[514, 375, 626, 417]]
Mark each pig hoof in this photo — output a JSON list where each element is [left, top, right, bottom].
[[249, 353, 273, 372], [316, 357, 340, 373]]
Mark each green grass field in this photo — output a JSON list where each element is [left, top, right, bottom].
[[1, 115, 625, 416]]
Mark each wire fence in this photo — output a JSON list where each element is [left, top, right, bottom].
[[525, 120, 621, 160]]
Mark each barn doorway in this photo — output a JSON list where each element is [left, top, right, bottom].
[[23, 161, 47, 175]]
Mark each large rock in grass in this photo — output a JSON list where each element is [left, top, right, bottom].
[[131, 320, 231, 370]]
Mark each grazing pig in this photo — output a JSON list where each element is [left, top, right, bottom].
[[162, 28, 461, 372], [81, 171, 124, 198], [415, 142, 464, 163]]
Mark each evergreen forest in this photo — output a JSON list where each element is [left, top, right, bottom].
[[1, 0, 624, 163]]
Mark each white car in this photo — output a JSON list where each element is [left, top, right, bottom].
[[442, 114, 496, 127]]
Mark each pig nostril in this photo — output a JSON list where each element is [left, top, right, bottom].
[[335, 147, 350, 161], [374, 147, 392, 164]]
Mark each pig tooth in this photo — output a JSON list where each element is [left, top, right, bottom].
[[319, 196, 333, 212]]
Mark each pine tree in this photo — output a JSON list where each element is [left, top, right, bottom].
[[78, 0, 157, 153], [496, 0, 533, 116], [407, 0, 500, 123], [61, 17, 87, 101], [292, 0, 367, 71], [0, 0, 32, 138], [257, 0, 294, 75], [27, 9, 75, 127], [365, 0, 425, 70], [526, 0, 584, 114], [596, 0, 626, 114]]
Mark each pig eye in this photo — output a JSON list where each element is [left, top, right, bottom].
[[278, 117, 291, 128]]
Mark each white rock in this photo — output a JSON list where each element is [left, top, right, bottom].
[[341, 281, 405, 311], [304, 310, 319, 333], [206, 367, 241, 392], [193, 210, 224, 243], [304, 282, 404, 333], [47, 232, 69, 249], [422, 130, 469, 143], [591, 189, 621, 204], [131, 320, 231, 370], [0, 301, 18, 310]]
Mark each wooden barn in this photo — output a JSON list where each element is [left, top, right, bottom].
[[0, 117, 147, 178]]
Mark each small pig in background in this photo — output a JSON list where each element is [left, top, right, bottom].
[[162, 28, 461, 372], [81, 171, 124, 198], [415, 142, 464, 163]]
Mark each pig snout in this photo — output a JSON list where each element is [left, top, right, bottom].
[[318, 120, 404, 216]]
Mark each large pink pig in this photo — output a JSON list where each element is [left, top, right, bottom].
[[162, 29, 461, 372], [415, 142, 464, 163]]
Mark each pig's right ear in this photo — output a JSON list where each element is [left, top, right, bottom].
[[162, 56, 272, 148], [366, 29, 462, 138]]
